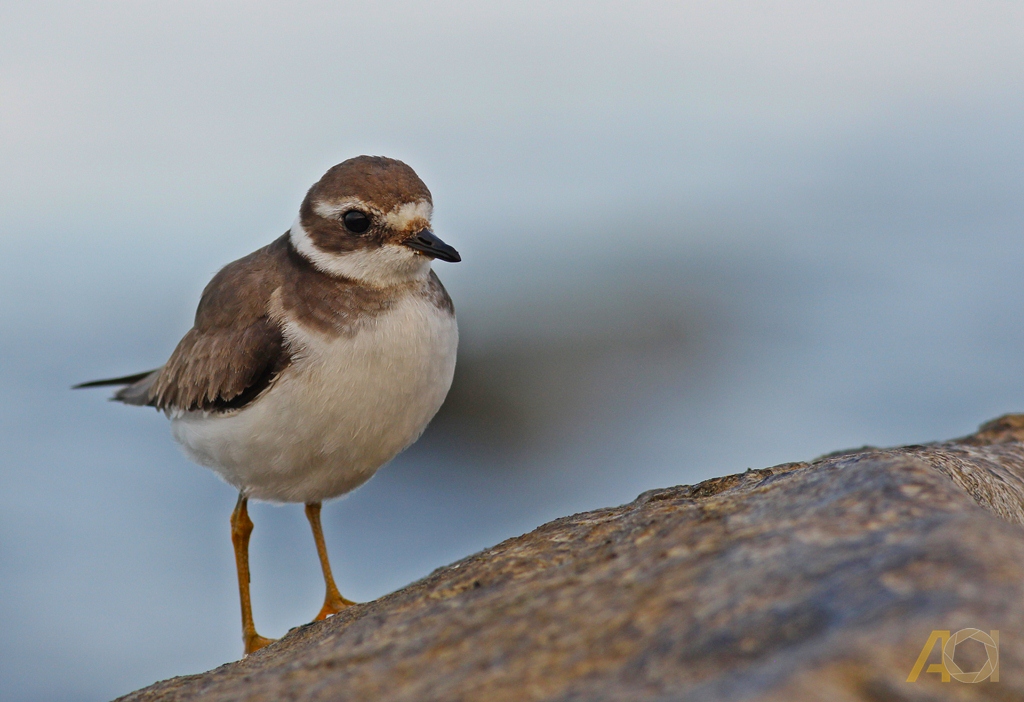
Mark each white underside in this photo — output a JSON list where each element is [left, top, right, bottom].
[[170, 292, 457, 503]]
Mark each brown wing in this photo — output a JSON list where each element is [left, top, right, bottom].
[[148, 236, 293, 413], [150, 318, 287, 412]]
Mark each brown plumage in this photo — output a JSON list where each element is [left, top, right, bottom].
[[82, 156, 453, 415]]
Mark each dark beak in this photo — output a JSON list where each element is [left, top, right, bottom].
[[403, 229, 461, 263]]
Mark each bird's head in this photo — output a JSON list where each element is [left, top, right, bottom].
[[290, 156, 460, 286]]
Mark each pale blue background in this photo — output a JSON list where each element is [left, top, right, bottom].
[[1, 2, 1023, 700]]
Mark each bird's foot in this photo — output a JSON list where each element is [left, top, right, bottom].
[[314, 592, 357, 621], [243, 631, 275, 656]]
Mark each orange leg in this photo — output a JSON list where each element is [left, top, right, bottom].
[[305, 502, 356, 620], [230, 494, 274, 655]]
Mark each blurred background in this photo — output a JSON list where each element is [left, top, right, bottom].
[[1, 1, 1023, 699]]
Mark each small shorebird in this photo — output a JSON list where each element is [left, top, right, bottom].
[[77, 156, 460, 654]]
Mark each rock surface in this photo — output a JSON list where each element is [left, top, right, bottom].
[[119, 417, 1024, 702]]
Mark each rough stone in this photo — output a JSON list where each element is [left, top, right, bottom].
[[117, 416, 1024, 701]]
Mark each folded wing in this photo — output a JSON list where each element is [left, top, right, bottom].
[[76, 236, 292, 413]]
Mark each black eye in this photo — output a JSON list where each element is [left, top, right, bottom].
[[342, 210, 371, 233]]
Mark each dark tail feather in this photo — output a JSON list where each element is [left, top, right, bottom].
[[75, 368, 162, 407], [73, 369, 160, 389]]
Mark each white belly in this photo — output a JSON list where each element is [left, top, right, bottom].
[[170, 294, 457, 503]]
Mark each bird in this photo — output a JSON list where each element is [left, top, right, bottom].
[[76, 156, 460, 655]]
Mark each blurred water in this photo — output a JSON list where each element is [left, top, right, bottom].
[[2, 3, 1023, 701]]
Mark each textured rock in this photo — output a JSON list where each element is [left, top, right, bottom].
[[118, 417, 1024, 702]]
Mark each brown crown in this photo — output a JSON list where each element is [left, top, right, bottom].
[[305, 156, 432, 213]]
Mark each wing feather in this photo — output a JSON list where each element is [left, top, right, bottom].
[[151, 317, 287, 412], [146, 235, 292, 413]]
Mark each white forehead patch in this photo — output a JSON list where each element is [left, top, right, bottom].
[[384, 200, 433, 231]]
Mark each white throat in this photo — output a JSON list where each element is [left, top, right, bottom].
[[289, 217, 432, 286]]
